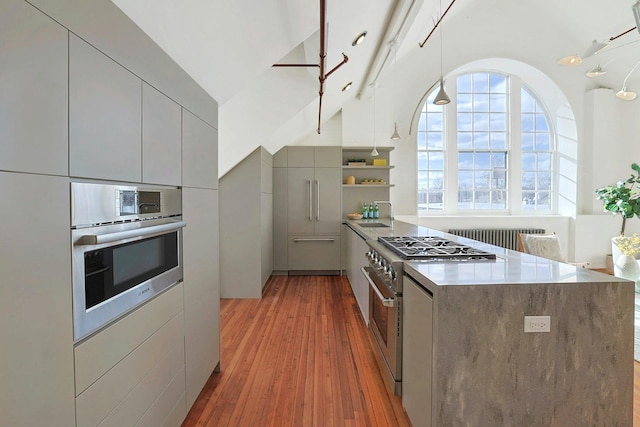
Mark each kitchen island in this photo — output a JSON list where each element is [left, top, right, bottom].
[[343, 219, 633, 426]]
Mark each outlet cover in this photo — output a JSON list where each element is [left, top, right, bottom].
[[524, 315, 550, 333]]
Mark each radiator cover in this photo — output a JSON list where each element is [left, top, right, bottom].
[[447, 228, 545, 251]]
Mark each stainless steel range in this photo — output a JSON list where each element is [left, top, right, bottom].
[[362, 235, 497, 396], [377, 236, 497, 261]]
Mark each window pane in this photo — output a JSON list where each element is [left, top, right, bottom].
[[491, 190, 506, 209], [459, 170, 473, 186], [458, 113, 472, 131], [429, 152, 444, 169], [458, 94, 472, 112], [427, 132, 443, 150], [522, 172, 536, 190], [535, 113, 548, 131], [457, 132, 472, 149], [418, 112, 427, 132], [418, 152, 428, 169], [538, 153, 551, 170], [473, 133, 489, 149], [521, 90, 535, 112], [490, 74, 507, 93], [490, 132, 506, 149], [428, 112, 443, 131], [475, 152, 491, 168], [473, 73, 489, 92], [535, 133, 550, 151], [473, 94, 490, 112], [490, 94, 507, 112], [458, 152, 474, 168], [522, 113, 534, 132], [429, 172, 444, 189], [522, 153, 536, 170], [473, 113, 489, 131], [522, 133, 534, 150], [537, 172, 551, 190], [458, 74, 472, 92], [417, 132, 427, 150], [490, 113, 506, 132], [492, 152, 506, 168]]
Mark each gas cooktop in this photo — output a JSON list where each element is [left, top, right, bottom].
[[377, 236, 497, 261]]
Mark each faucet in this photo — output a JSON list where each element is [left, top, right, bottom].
[[373, 201, 393, 228]]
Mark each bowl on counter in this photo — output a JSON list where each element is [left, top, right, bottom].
[[347, 213, 363, 220]]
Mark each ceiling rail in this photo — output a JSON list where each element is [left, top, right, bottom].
[[419, 0, 457, 48], [272, 0, 348, 134]]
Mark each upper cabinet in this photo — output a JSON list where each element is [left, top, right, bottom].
[[143, 83, 182, 186], [0, 1, 68, 176], [183, 110, 218, 189], [69, 34, 142, 182]]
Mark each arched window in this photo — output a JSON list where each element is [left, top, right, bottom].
[[417, 71, 555, 214]]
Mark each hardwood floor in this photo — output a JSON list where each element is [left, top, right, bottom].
[[182, 275, 410, 427], [183, 274, 640, 426]]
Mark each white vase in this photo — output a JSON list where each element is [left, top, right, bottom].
[[614, 253, 640, 282]]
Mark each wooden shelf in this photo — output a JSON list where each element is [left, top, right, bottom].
[[342, 165, 394, 170], [342, 184, 395, 188]]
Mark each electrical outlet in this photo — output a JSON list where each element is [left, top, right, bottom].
[[524, 315, 550, 333]]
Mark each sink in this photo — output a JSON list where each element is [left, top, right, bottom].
[[358, 222, 391, 228]]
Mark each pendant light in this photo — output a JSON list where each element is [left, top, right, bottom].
[[390, 42, 401, 141], [371, 86, 379, 156], [433, 0, 450, 105], [616, 60, 640, 101]]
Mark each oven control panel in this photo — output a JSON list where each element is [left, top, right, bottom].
[[366, 247, 402, 292]]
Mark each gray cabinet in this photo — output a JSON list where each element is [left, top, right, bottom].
[[183, 110, 218, 189], [0, 172, 75, 427], [0, 1, 68, 176], [220, 147, 273, 298], [344, 225, 370, 322], [182, 187, 220, 408], [274, 146, 342, 273], [143, 83, 182, 185], [402, 274, 433, 427], [69, 33, 142, 182]]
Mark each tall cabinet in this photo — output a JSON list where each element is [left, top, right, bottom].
[[274, 146, 342, 274]]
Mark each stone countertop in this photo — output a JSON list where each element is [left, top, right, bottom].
[[344, 219, 628, 291]]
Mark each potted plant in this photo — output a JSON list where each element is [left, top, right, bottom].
[[596, 163, 640, 280], [595, 162, 640, 236]]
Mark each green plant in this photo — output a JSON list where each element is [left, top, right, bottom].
[[595, 163, 640, 236]]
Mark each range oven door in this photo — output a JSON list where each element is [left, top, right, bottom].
[[362, 266, 402, 395], [72, 218, 185, 341]]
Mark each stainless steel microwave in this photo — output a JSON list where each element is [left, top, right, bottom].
[[71, 182, 185, 342]]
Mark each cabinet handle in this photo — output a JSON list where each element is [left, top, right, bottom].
[[293, 238, 335, 242], [316, 179, 320, 221], [79, 221, 186, 245], [361, 267, 396, 307], [308, 180, 313, 221]]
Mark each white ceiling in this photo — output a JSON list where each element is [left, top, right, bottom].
[[111, 0, 640, 176]]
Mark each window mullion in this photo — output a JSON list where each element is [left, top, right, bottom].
[[444, 78, 458, 214], [509, 75, 522, 214]]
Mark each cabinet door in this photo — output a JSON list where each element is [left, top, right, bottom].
[[0, 2, 68, 176], [345, 226, 369, 323], [69, 34, 142, 182], [143, 83, 182, 185], [314, 167, 342, 234], [287, 146, 314, 167], [288, 235, 341, 271], [0, 172, 75, 427], [183, 110, 218, 189], [287, 167, 315, 234], [314, 147, 341, 167], [182, 188, 220, 408], [273, 167, 288, 271], [403, 275, 433, 427]]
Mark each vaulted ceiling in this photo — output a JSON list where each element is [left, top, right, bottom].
[[111, 0, 640, 176]]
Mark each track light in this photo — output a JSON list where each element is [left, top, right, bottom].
[[616, 60, 640, 101], [634, 1, 640, 35], [586, 65, 607, 78]]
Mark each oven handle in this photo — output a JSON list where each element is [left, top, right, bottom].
[[360, 267, 396, 308], [80, 221, 187, 245]]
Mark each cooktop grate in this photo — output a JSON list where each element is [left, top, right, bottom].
[[377, 236, 496, 260]]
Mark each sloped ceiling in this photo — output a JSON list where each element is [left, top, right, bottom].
[[112, 0, 640, 176]]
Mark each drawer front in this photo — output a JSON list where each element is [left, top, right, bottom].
[[288, 235, 341, 271], [75, 311, 185, 427]]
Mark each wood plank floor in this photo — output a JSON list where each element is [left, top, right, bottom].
[[183, 274, 640, 426], [182, 275, 410, 427]]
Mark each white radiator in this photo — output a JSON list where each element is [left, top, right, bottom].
[[447, 228, 546, 250]]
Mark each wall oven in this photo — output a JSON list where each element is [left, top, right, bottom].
[[361, 240, 404, 396], [71, 182, 185, 342]]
